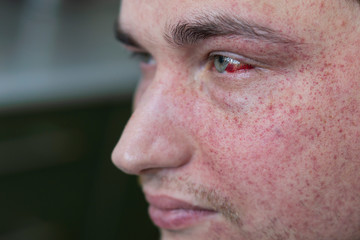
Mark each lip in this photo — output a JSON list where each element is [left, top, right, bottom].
[[145, 194, 217, 230]]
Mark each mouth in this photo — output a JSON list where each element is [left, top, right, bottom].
[[145, 194, 217, 230]]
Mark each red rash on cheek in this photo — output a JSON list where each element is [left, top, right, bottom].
[[225, 64, 254, 73]]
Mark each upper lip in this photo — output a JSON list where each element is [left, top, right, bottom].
[[145, 193, 214, 211]]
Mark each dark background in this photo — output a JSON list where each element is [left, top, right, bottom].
[[0, 0, 159, 239]]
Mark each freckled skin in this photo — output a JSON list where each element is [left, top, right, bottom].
[[112, 0, 360, 239]]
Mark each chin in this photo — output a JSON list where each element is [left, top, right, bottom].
[[159, 219, 240, 240]]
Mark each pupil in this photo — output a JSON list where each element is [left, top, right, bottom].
[[218, 56, 227, 64]]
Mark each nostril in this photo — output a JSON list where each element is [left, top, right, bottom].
[[139, 167, 162, 175]]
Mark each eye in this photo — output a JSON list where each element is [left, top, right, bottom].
[[212, 55, 254, 73], [131, 51, 156, 65]]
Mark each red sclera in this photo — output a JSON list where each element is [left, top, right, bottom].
[[225, 63, 253, 73]]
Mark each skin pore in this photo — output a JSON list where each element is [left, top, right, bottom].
[[112, 0, 360, 239]]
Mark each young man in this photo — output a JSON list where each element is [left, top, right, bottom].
[[112, 0, 360, 239]]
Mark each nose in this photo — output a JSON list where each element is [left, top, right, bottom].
[[111, 77, 193, 175]]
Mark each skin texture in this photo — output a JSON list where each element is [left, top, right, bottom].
[[112, 0, 360, 239]]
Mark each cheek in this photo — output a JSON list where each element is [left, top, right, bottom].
[[189, 75, 360, 230]]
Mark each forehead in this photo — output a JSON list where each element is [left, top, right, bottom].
[[119, 0, 349, 39], [120, 0, 287, 18], [119, 0, 360, 63], [119, 0, 286, 37]]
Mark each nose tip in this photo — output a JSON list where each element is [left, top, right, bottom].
[[111, 140, 142, 175], [111, 89, 193, 175], [112, 130, 192, 175]]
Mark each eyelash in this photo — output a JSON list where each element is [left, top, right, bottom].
[[130, 50, 258, 76]]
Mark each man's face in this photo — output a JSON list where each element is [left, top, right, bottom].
[[112, 0, 360, 239]]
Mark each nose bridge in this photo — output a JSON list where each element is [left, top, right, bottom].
[[112, 71, 193, 175]]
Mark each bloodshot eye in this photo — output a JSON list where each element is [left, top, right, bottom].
[[213, 55, 254, 73]]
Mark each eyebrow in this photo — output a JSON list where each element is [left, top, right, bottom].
[[114, 21, 142, 49], [165, 13, 297, 46], [115, 12, 299, 49]]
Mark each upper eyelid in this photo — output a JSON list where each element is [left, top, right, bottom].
[[130, 51, 151, 57], [125, 47, 153, 58], [126, 47, 266, 70], [120, 42, 150, 54], [126, 47, 147, 54]]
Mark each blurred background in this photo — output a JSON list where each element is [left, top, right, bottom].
[[0, 0, 159, 239]]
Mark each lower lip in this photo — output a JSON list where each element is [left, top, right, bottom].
[[148, 206, 216, 230]]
